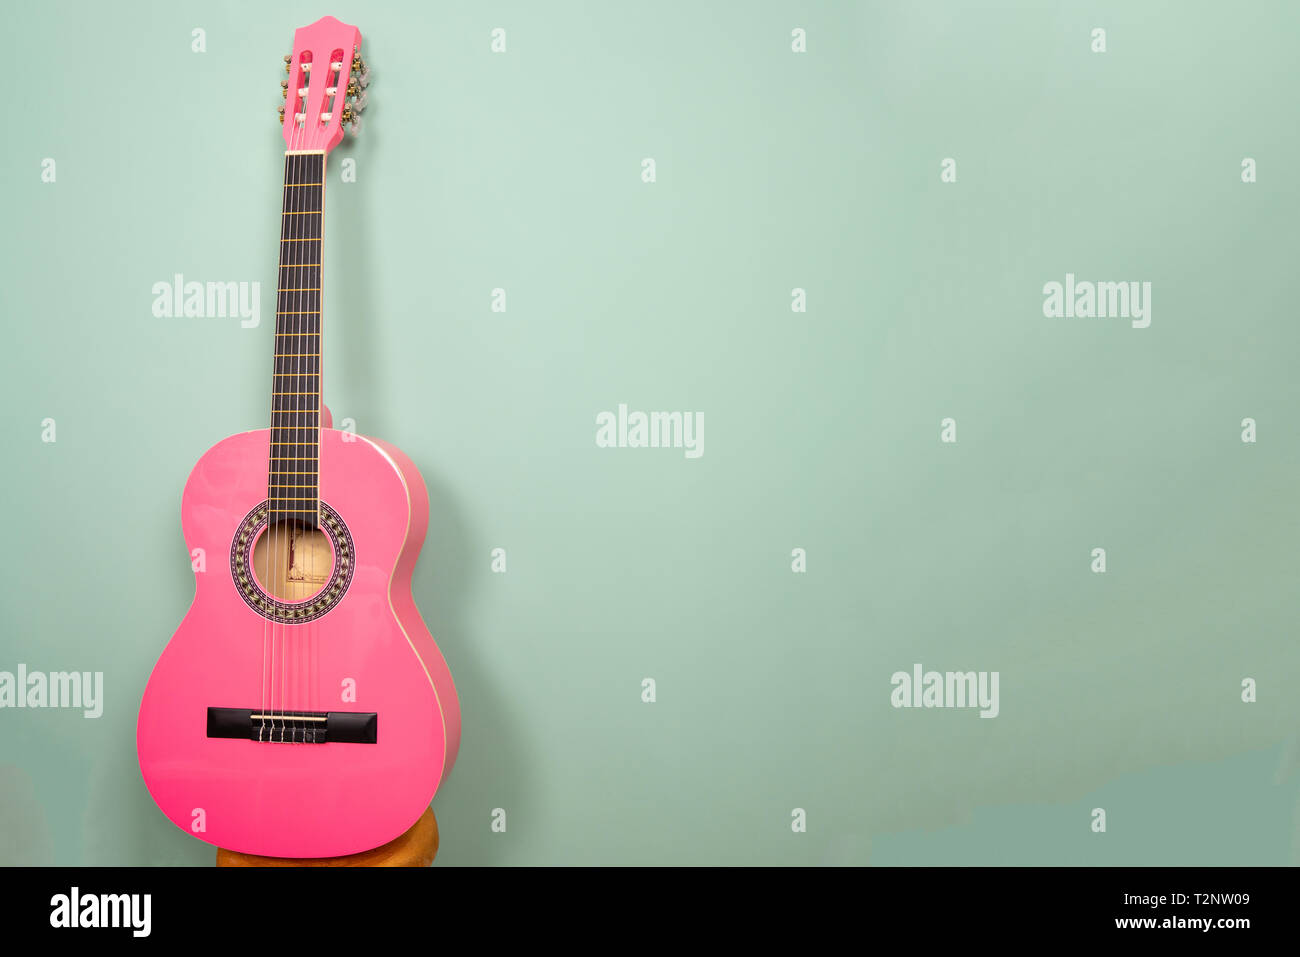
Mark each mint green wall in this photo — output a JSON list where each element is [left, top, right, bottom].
[[2, 0, 1299, 865]]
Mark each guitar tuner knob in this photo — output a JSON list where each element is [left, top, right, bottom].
[[349, 114, 362, 136], [284, 55, 292, 74], [278, 105, 286, 125], [350, 91, 368, 113], [357, 67, 370, 89]]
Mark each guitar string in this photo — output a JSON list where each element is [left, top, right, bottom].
[[292, 111, 312, 740], [315, 51, 347, 732], [320, 50, 356, 729], [291, 83, 318, 744], [273, 117, 293, 743], [312, 67, 330, 738], [262, 148, 291, 743], [300, 139, 317, 744], [279, 87, 307, 743], [306, 56, 340, 738], [282, 137, 294, 744], [305, 118, 321, 741], [279, 143, 297, 738], [287, 107, 309, 743], [299, 84, 325, 743], [289, 137, 302, 743], [316, 51, 350, 730]]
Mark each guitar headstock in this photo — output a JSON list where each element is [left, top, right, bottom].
[[278, 16, 369, 151]]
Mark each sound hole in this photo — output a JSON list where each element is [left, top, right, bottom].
[[251, 520, 335, 603]]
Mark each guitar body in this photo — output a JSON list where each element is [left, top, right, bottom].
[[137, 428, 461, 858]]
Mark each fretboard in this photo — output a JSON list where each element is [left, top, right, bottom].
[[268, 151, 325, 526]]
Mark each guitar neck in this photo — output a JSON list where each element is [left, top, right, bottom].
[[269, 150, 325, 525]]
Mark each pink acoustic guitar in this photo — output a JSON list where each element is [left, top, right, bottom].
[[137, 16, 460, 858]]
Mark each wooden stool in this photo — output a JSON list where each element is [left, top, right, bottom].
[[216, 807, 439, 867]]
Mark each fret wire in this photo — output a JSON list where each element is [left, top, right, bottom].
[[269, 157, 325, 510]]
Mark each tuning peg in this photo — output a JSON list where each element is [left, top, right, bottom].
[[357, 66, 370, 89], [281, 79, 289, 99], [339, 105, 362, 136], [350, 91, 368, 113], [284, 54, 291, 74], [278, 105, 286, 125]]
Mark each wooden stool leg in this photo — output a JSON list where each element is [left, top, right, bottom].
[[216, 807, 439, 867]]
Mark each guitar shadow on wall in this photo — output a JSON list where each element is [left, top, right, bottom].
[[328, 128, 530, 866]]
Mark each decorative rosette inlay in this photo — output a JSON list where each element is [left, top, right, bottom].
[[229, 501, 354, 624]]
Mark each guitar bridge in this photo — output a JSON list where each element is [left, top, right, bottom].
[[206, 707, 377, 744]]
